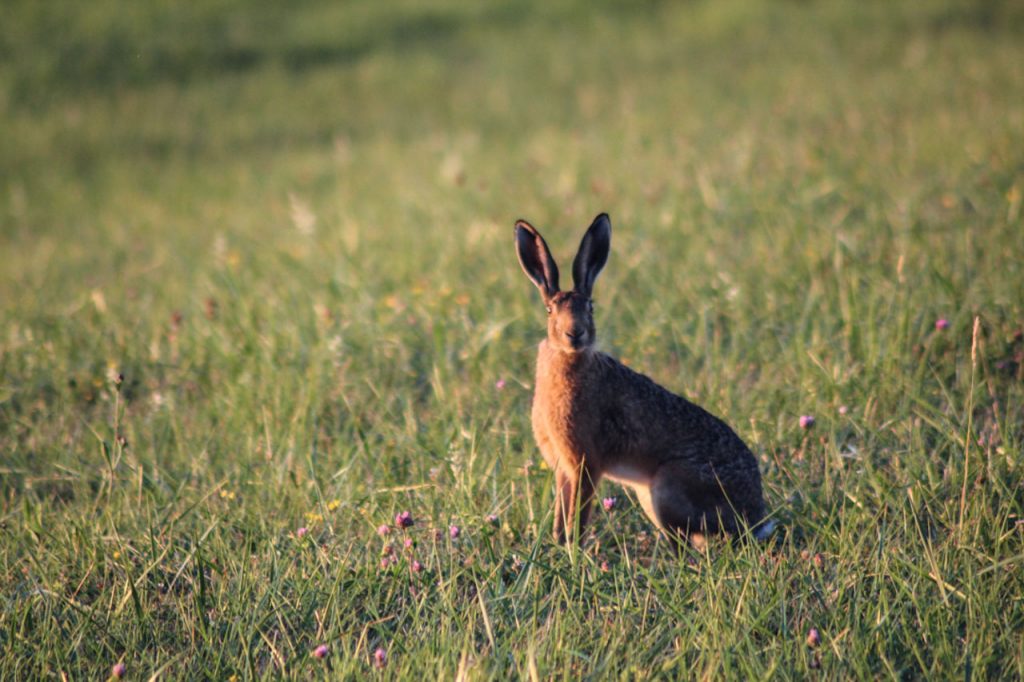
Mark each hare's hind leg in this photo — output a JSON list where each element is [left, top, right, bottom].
[[649, 463, 726, 549]]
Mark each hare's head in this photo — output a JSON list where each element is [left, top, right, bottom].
[[515, 213, 611, 354]]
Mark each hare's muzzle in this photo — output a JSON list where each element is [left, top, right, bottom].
[[565, 329, 587, 349]]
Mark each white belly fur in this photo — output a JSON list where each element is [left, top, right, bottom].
[[604, 461, 652, 487], [604, 462, 661, 529]]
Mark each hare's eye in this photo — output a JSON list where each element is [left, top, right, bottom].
[[545, 305, 552, 314]]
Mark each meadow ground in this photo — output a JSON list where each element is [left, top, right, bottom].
[[2, 0, 1024, 678]]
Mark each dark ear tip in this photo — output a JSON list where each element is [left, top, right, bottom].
[[590, 213, 612, 235], [589, 213, 611, 241], [515, 219, 534, 233]]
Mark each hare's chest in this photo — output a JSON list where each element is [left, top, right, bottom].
[[532, 378, 576, 432], [535, 399, 597, 473], [531, 387, 582, 451]]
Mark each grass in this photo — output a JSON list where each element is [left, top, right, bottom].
[[2, 0, 1024, 678]]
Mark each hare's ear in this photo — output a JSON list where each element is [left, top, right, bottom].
[[572, 213, 611, 297], [516, 220, 560, 301]]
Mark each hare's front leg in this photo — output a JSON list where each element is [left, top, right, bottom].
[[552, 469, 570, 543], [553, 465, 598, 544]]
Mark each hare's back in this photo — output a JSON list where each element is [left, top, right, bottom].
[[600, 355, 757, 468]]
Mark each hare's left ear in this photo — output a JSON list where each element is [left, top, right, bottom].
[[515, 219, 560, 302], [572, 213, 611, 297]]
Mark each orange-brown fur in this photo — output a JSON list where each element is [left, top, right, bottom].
[[516, 213, 771, 547]]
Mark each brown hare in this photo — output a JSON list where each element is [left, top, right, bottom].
[[515, 213, 773, 548]]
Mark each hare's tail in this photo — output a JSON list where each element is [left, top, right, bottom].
[[753, 518, 777, 542]]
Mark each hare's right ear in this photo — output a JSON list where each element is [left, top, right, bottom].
[[515, 220, 560, 301], [572, 213, 611, 297]]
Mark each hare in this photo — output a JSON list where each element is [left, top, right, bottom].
[[515, 213, 773, 548]]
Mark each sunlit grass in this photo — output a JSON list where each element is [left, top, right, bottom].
[[2, 0, 1023, 678]]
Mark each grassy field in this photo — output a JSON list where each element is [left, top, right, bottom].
[[2, 0, 1024, 678]]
